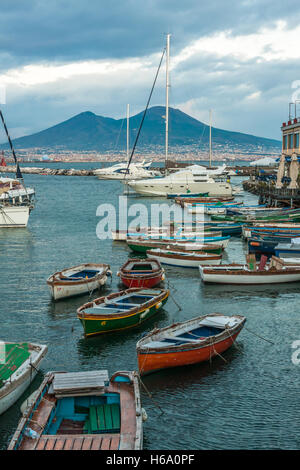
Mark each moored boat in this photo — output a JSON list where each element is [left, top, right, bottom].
[[126, 238, 224, 254], [77, 288, 169, 337], [8, 369, 143, 450], [118, 258, 165, 288], [199, 257, 300, 284], [0, 204, 31, 227], [146, 249, 222, 268], [274, 241, 300, 258], [0, 342, 47, 416], [128, 235, 230, 249], [136, 313, 246, 375], [47, 263, 111, 300]]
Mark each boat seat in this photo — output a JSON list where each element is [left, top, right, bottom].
[[83, 307, 130, 315], [84, 404, 120, 434]]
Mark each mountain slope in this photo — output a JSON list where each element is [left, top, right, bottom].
[[0, 106, 281, 151]]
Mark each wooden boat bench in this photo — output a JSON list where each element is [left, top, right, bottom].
[[33, 433, 120, 450], [84, 403, 120, 434]]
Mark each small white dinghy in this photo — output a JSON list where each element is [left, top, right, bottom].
[[146, 249, 222, 268], [0, 342, 47, 415], [47, 263, 112, 300]]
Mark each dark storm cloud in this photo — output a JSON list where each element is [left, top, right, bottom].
[[1, 0, 300, 71]]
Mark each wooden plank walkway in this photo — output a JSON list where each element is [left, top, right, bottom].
[[33, 434, 120, 450]]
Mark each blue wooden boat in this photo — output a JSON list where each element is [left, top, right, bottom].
[[248, 238, 278, 256], [274, 241, 300, 258]]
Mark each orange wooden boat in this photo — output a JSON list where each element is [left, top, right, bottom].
[[136, 313, 246, 375], [8, 370, 143, 450]]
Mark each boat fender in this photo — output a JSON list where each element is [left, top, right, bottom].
[[156, 302, 162, 309], [140, 309, 150, 319], [161, 273, 165, 281], [142, 408, 148, 422], [116, 271, 120, 276], [107, 270, 112, 277]]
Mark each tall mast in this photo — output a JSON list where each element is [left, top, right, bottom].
[[126, 103, 130, 162], [209, 109, 212, 168], [165, 34, 170, 169]]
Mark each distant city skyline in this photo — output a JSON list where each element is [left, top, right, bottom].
[[0, 1, 300, 143]]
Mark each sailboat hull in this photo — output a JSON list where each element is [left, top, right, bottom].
[[0, 206, 30, 227]]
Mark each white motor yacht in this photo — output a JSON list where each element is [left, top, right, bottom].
[[125, 165, 232, 197], [94, 160, 159, 180]]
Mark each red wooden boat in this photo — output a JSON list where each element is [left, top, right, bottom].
[[136, 313, 246, 375], [118, 258, 165, 288]]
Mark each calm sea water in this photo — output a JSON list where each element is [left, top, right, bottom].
[[0, 162, 299, 450]]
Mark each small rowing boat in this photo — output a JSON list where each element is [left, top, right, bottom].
[[77, 288, 169, 337], [136, 313, 246, 375], [0, 342, 47, 416], [8, 369, 143, 450], [126, 238, 224, 254], [47, 263, 111, 300], [118, 258, 165, 288], [146, 249, 222, 268], [112, 228, 221, 241], [199, 256, 300, 284]]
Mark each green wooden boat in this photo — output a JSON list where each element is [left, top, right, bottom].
[[77, 288, 169, 337], [126, 239, 223, 255]]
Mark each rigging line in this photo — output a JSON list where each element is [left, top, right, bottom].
[[114, 117, 125, 153], [244, 327, 274, 345], [0, 109, 24, 183], [138, 374, 164, 415], [123, 47, 166, 180]]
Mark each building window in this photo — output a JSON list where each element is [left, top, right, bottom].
[[283, 135, 287, 150], [288, 133, 293, 149], [295, 133, 299, 149]]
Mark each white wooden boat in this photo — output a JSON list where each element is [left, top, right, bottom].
[[146, 249, 222, 268], [0, 342, 47, 415], [0, 205, 30, 227], [47, 263, 111, 300], [199, 259, 300, 284]]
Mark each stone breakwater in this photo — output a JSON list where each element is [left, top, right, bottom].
[[0, 166, 95, 176]]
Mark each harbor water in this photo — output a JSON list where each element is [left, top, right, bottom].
[[0, 162, 299, 450]]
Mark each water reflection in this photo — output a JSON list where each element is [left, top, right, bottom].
[[201, 282, 300, 299]]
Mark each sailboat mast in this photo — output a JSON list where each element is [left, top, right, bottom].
[[209, 109, 212, 168], [126, 104, 130, 162], [165, 34, 170, 169]]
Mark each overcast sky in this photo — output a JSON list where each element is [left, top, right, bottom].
[[1, 0, 300, 142]]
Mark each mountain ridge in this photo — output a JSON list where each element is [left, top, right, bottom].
[[0, 106, 281, 152]]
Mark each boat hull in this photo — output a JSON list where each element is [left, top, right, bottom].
[[48, 276, 108, 300], [146, 250, 222, 268], [0, 343, 47, 415], [120, 274, 163, 288], [199, 267, 300, 284], [0, 206, 30, 227], [137, 329, 242, 375], [127, 240, 223, 254]]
